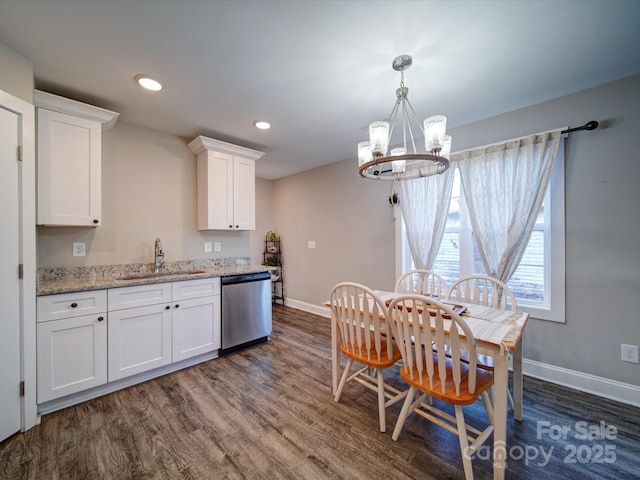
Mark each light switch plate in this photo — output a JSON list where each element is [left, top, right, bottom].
[[72, 242, 85, 257], [308, 240, 316, 249]]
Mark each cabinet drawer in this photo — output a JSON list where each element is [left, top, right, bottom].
[[172, 277, 220, 301], [108, 283, 172, 311], [37, 290, 107, 322]]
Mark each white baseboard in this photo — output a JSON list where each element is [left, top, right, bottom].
[[284, 298, 640, 409], [284, 297, 331, 318], [522, 359, 640, 408]]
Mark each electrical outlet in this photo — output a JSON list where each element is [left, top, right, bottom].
[[72, 242, 85, 257], [621, 344, 639, 364], [204, 241, 212, 253], [308, 240, 316, 249], [214, 242, 221, 252]]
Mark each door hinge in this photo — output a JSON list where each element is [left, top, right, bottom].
[[18, 263, 24, 279], [17, 145, 23, 161], [20, 381, 25, 397]]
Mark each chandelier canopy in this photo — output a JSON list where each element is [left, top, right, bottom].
[[358, 55, 451, 181]]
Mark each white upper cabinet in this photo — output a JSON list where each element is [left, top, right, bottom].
[[35, 90, 119, 227], [188, 136, 265, 231]]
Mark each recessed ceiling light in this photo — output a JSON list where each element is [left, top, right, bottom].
[[135, 74, 164, 91], [254, 120, 271, 130]]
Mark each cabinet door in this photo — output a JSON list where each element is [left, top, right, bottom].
[[172, 295, 221, 362], [37, 313, 107, 403], [233, 156, 256, 230], [37, 108, 101, 226], [197, 150, 234, 230], [108, 303, 172, 381]]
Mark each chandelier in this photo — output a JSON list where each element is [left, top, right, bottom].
[[358, 55, 451, 181]]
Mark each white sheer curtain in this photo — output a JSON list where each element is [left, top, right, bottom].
[[453, 130, 561, 283], [398, 167, 454, 270]]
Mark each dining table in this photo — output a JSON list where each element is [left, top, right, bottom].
[[325, 290, 529, 480]]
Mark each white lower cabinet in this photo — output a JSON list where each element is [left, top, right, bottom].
[[172, 294, 221, 362], [37, 277, 221, 406], [37, 291, 108, 403], [107, 283, 173, 381], [107, 303, 173, 381]]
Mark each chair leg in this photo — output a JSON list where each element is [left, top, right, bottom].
[[334, 358, 353, 402], [455, 404, 474, 480], [376, 368, 386, 432], [507, 387, 515, 411], [481, 391, 494, 425], [392, 386, 416, 441]]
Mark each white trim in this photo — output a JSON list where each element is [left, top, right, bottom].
[[34, 90, 119, 131], [284, 297, 331, 318], [522, 359, 640, 408], [187, 135, 265, 160], [0, 89, 37, 431], [283, 301, 640, 408]]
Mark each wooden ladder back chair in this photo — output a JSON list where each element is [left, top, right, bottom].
[[446, 274, 518, 410], [446, 275, 517, 312], [387, 295, 494, 480], [329, 282, 407, 432], [394, 269, 448, 298]]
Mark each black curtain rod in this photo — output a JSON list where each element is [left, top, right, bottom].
[[561, 120, 598, 135]]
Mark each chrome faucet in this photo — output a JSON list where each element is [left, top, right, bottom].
[[154, 237, 164, 273]]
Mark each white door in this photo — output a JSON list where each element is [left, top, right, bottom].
[[0, 106, 22, 441]]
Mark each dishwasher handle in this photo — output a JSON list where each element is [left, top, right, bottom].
[[221, 271, 271, 285]]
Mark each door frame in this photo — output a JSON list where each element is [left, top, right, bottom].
[[0, 89, 37, 431]]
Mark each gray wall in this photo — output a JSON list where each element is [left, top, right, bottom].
[[0, 42, 33, 102], [37, 122, 266, 267], [273, 75, 640, 387]]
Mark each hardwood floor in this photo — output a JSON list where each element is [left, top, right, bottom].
[[2, 306, 639, 479]]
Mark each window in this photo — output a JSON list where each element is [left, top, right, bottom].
[[398, 139, 565, 322]]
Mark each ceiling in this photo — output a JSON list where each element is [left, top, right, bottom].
[[1, 0, 639, 180]]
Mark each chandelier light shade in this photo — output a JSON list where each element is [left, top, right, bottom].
[[358, 141, 372, 166], [358, 55, 451, 180]]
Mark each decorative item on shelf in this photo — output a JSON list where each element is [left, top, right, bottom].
[[264, 256, 280, 266], [263, 232, 284, 305], [358, 55, 451, 181], [266, 230, 278, 241]]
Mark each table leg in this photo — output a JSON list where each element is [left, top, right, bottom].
[[493, 352, 508, 480], [513, 338, 524, 421], [331, 314, 338, 395]]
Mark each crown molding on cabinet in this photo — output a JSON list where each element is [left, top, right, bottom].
[[34, 90, 119, 132], [188, 135, 265, 160]]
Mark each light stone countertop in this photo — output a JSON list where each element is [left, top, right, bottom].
[[37, 258, 274, 296]]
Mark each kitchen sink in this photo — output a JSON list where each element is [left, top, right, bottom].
[[117, 269, 206, 281]]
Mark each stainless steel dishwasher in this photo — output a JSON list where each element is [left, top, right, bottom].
[[220, 271, 272, 353]]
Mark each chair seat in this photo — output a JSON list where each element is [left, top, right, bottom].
[[341, 341, 402, 369], [400, 355, 494, 405]]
